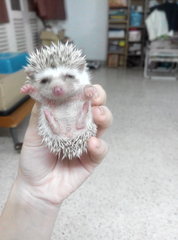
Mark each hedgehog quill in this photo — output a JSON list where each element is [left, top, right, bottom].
[[21, 42, 97, 159]]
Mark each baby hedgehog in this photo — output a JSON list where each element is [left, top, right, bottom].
[[21, 42, 97, 159]]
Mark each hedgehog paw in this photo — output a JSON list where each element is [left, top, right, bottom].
[[20, 84, 36, 94], [84, 85, 98, 100]]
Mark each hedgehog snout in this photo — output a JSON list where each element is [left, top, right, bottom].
[[52, 86, 64, 96]]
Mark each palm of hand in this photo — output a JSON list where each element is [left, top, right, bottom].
[[20, 141, 96, 205]]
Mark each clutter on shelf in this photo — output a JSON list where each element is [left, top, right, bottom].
[[130, 6, 143, 27], [40, 26, 72, 46], [144, 35, 178, 80], [109, 0, 128, 7], [107, 0, 146, 68], [107, 4, 128, 67], [108, 40, 126, 54], [128, 43, 141, 56], [129, 28, 141, 42], [87, 61, 101, 70]]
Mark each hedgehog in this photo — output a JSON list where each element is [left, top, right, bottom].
[[21, 42, 97, 159]]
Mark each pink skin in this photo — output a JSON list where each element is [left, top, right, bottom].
[[43, 86, 96, 135], [20, 84, 96, 103], [20, 84, 36, 94], [21, 84, 96, 135], [83, 85, 98, 100], [44, 109, 63, 135], [44, 101, 89, 136], [76, 101, 89, 130], [52, 86, 64, 97]]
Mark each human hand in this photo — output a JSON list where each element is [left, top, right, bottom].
[[18, 84, 112, 206]]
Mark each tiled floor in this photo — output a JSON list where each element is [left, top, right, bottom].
[[0, 67, 178, 240]]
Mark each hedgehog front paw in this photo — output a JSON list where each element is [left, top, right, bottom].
[[20, 84, 36, 94], [84, 85, 98, 100]]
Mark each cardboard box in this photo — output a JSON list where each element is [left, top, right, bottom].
[[108, 54, 119, 67], [40, 29, 65, 46], [0, 70, 26, 113]]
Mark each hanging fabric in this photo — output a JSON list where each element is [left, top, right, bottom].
[[0, 0, 9, 23], [145, 9, 169, 40], [33, 0, 66, 20], [150, 2, 178, 31]]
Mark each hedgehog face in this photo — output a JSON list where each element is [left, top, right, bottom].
[[25, 43, 90, 102], [34, 66, 90, 101]]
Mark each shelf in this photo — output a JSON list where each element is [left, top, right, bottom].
[[0, 98, 34, 128], [109, 6, 128, 9], [108, 52, 126, 55], [109, 26, 127, 30], [109, 20, 128, 24], [107, 1, 147, 68], [109, 38, 126, 41], [129, 41, 143, 43], [128, 53, 141, 56], [129, 25, 145, 29]]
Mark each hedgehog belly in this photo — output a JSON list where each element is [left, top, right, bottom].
[[38, 107, 97, 159]]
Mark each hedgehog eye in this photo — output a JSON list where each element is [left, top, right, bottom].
[[40, 78, 50, 84], [65, 74, 75, 79]]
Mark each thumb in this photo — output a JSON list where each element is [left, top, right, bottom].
[[23, 103, 42, 147]]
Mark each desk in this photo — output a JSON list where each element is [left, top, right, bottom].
[[0, 98, 34, 150]]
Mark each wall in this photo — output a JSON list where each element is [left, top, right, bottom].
[[60, 0, 108, 61]]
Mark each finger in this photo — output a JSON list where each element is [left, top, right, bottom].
[[91, 84, 107, 106], [23, 102, 42, 146], [87, 137, 108, 166], [92, 106, 113, 137]]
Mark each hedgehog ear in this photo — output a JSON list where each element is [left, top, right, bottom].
[[78, 63, 86, 72], [24, 68, 35, 80]]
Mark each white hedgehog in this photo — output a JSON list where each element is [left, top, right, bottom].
[[21, 42, 97, 159]]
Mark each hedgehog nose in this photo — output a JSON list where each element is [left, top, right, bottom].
[[53, 86, 64, 96]]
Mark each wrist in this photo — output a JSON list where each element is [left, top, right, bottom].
[[0, 177, 60, 240], [13, 176, 61, 213]]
